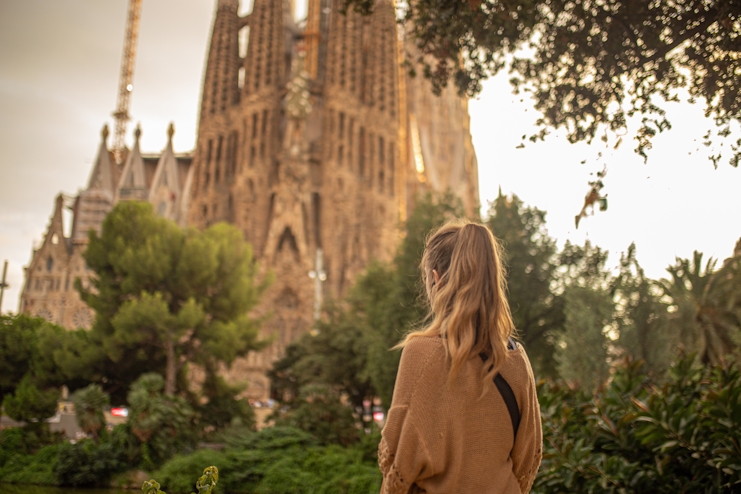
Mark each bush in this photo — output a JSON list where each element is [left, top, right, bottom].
[[0, 443, 62, 485], [0, 428, 29, 467], [54, 439, 125, 487], [196, 373, 256, 436], [154, 449, 226, 493], [153, 426, 382, 494], [0, 426, 66, 485], [108, 422, 144, 465], [272, 384, 361, 447], [533, 356, 741, 493]]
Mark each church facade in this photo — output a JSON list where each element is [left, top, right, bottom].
[[19, 124, 193, 332], [19, 0, 479, 400]]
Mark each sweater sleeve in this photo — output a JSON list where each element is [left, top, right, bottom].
[[378, 339, 437, 494], [510, 352, 543, 493]]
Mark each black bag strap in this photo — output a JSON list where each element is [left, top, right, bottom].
[[480, 338, 520, 439]]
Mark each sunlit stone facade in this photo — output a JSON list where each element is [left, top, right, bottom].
[[20, 0, 479, 401]]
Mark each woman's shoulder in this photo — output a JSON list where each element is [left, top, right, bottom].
[[399, 336, 446, 374], [401, 334, 445, 362], [502, 342, 538, 390], [392, 335, 445, 406]]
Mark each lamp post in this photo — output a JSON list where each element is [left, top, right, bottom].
[[308, 248, 326, 323]]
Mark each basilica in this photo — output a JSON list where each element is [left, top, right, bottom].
[[19, 0, 480, 399]]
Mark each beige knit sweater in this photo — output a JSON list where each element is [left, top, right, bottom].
[[378, 335, 542, 494]]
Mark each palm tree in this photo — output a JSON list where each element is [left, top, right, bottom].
[[659, 246, 741, 365], [72, 384, 109, 441], [658, 251, 716, 356], [698, 245, 741, 364]]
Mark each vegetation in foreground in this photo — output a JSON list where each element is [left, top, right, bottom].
[[0, 425, 381, 493], [1, 192, 740, 492], [534, 356, 741, 493], [2, 357, 739, 493]]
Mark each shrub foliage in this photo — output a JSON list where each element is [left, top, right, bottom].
[[535, 356, 741, 493]]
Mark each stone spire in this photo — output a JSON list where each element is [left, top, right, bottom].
[[117, 124, 148, 201], [149, 123, 184, 220], [199, 0, 240, 122], [47, 194, 66, 248], [86, 124, 115, 197], [241, 0, 292, 96], [71, 126, 117, 243], [305, 0, 331, 81]]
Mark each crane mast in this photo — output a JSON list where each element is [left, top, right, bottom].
[[112, 0, 143, 164]]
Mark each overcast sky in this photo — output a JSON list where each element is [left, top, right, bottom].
[[1, 0, 739, 314]]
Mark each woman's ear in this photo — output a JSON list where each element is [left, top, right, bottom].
[[433, 269, 441, 285]]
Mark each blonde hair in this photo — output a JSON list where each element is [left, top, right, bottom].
[[397, 219, 516, 392]]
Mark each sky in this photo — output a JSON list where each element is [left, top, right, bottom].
[[1, 0, 739, 314]]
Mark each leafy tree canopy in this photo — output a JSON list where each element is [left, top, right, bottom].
[[612, 243, 675, 376], [73, 201, 269, 402], [345, 0, 741, 166], [0, 314, 68, 404], [2, 375, 59, 425], [0, 314, 69, 428], [268, 298, 376, 414], [486, 191, 564, 376]]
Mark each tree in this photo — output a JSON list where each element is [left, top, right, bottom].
[[555, 241, 614, 389], [0, 314, 68, 431], [126, 373, 196, 469], [345, 0, 741, 167], [558, 240, 613, 288], [1, 375, 59, 425], [71, 384, 109, 441], [0, 315, 44, 405], [75, 201, 269, 401], [352, 262, 406, 409], [268, 298, 376, 416], [486, 191, 564, 377], [36, 324, 106, 391], [197, 372, 255, 433], [0, 314, 67, 405], [657, 251, 715, 357], [556, 286, 614, 389], [696, 245, 741, 363], [272, 384, 361, 447], [613, 244, 675, 376]]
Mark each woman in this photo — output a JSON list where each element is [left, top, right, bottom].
[[378, 220, 542, 493]]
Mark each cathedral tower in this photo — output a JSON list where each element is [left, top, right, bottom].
[[187, 0, 479, 399]]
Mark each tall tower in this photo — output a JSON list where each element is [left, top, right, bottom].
[[188, 0, 479, 399]]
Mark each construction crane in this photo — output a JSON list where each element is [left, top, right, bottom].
[[112, 0, 143, 164]]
